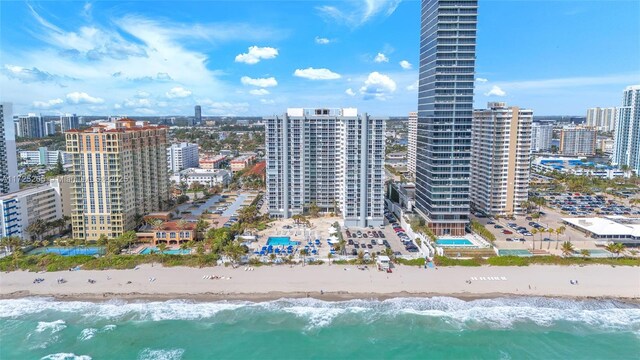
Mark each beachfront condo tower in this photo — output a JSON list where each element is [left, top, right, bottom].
[[470, 102, 532, 217], [415, 0, 478, 236], [0, 102, 19, 195], [613, 85, 640, 174], [265, 108, 385, 228], [407, 111, 418, 180], [65, 119, 170, 241]]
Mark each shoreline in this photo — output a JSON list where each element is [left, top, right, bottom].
[[2, 263, 639, 303], [2, 290, 640, 305]]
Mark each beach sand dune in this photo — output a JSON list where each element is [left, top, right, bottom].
[[1, 264, 638, 301]]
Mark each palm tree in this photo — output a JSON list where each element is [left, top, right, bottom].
[[8, 236, 23, 270], [327, 252, 333, 265], [531, 228, 537, 250], [546, 228, 555, 250], [605, 242, 625, 258], [580, 249, 590, 260], [300, 248, 308, 265], [560, 241, 575, 257], [196, 243, 205, 267], [26, 219, 47, 242], [97, 234, 108, 247], [555, 226, 566, 250], [180, 241, 189, 253]]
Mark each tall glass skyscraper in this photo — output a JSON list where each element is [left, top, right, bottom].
[[415, 0, 477, 236]]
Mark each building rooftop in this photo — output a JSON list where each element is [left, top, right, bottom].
[[66, 118, 167, 133], [0, 185, 54, 200], [563, 216, 640, 237]]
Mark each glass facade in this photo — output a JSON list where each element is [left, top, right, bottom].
[[415, 0, 477, 236]]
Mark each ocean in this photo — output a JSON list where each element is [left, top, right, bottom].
[[1, 296, 638, 359]]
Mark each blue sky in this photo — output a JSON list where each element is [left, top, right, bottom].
[[1, 0, 638, 116]]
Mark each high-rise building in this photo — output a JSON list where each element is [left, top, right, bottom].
[[530, 123, 553, 152], [471, 102, 532, 216], [61, 114, 79, 132], [613, 85, 640, 174], [415, 0, 477, 236], [18, 113, 45, 138], [559, 126, 597, 156], [265, 108, 385, 227], [0, 185, 63, 240], [1, 103, 19, 194], [407, 111, 418, 179], [45, 120, 58, 136], [65, 119, 170, 241], [167, 142, 199, 172], [586, 107, 616, 132], [195, 105, 202, 125]]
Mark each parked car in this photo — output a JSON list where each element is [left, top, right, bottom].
[[503, 230, 513, 235], [351, 249, 358, 256], [494, 225, 503, 229]]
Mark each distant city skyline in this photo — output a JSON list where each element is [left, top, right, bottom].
[[1, 1, 638, 116]]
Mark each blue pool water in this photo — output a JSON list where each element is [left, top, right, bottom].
[[267, 237, 300, 246], [27, 247, 104, 256], [498, 249, 533, 257], [139, 247, 191, 255], [436, 239, 473, 246]]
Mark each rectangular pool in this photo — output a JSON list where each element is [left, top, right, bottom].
[[27, 247, 105, 256], [436, 238, 474, 246], [139, 247, 191, 255], [498, 249, 533, 257], [267, 237, 300, 246]]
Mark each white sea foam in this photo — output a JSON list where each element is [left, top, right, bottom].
[[40, 353, 91, 360], [3, 296, 640, 332], [36, 320, 67, 334], [137, 348, 185, 360], [102, 324, 116, 331], [78, 328, 97, 341]]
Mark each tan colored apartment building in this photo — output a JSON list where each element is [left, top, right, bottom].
[[471, 102, 532, 217], [65, 119, 170, 241]]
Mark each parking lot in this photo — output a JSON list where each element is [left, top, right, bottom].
[[545, 192, 640, 217], [342, 211, 419, 257]]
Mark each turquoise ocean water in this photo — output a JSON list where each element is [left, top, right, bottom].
[[1, 296, 639, 359]]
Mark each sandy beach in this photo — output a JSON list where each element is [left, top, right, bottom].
[[1, 264, 639, 301]]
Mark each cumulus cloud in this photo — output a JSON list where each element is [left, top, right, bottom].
[[249, 89, 270, 96], [123, 97, 152, 108], [2, 64, 69, 83], [293, 67, 341, 80], [235, 46, 278, 64], [241, 76, 278, 87], [33, 98, 64, 109], [374, 53, 389, 63], [485, 85, 506, 97], [66, 91, 104, 104], [166, 86, 192, 98], [315, 36, 331, 44], [345, 88, 356, 96], [476, 77, 488, 83], [406, 80, 418, 91], [399, 60, 412, 69], [359, 72, 397, 100]]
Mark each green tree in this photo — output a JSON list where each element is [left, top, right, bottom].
[[308, 202, 320, 218], [560, 241, 575, 257], [26, 219, 48, 241], [157, 243, 168, 264], [555, 226, 566, 250], [580, 249, 590, 260]]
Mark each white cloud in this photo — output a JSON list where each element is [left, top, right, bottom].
[[135, 91, 150, 98], [399, 60, 412, 70], [235, 46, 278, 64], [345, 88, 356, 96], [2, 64, 70, 83], [406, 80, 418, 91], [165, 86, 192, 98], [359, 71, 397, 100], [66, 91, 104, 104], [317, 0, 402, 27], [249, 89, 270, 96], [260, 99, 275, 105], [374, 53, 389, 63], [33, 98, 64, 109], [241, 76, 278, 87], [485, 85, 506, 97], [123, 97, 152, 108], [315, 36, 331, 44], [201, 100, 250, 115], [476, 77, 488, 83], [81, 2, 93, 20], [294, 67, 341, 80]]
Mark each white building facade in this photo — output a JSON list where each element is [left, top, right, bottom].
[[18, 114, 45, 138], [0, 185, 63, 240], [560, 126, 597, 156], [19, 147, 70, 166], [1, 102, 19, 194], [613, 85, 640, 174], [171, 168, 231, 188], [530, 123, 553, 152], [407, 111, 417, 179], [167, 142, 199, 172], [265, 108, 385, 227], [586, 107, 616, 132], [471, 102, 532, 216]]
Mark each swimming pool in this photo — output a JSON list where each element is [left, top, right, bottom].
[[267, 237, 300, 246], [139, 247, 192, 255], [498, 249, 533, 257], [27, 247, 105, 256], [436, 238, 474, 246], [582, 249, 612, 258]]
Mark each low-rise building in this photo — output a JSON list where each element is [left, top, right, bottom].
[[230, 154, 256, 173], [171, 168, 231, 188], [562, 216, 640, 245], [0, 185, 62, 240], [199, 155, 226, 169], [167, 142, 199, 172], [151, 221, 197, 245], [19, 147, 70, 166], [532, 156, 630, 179]]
